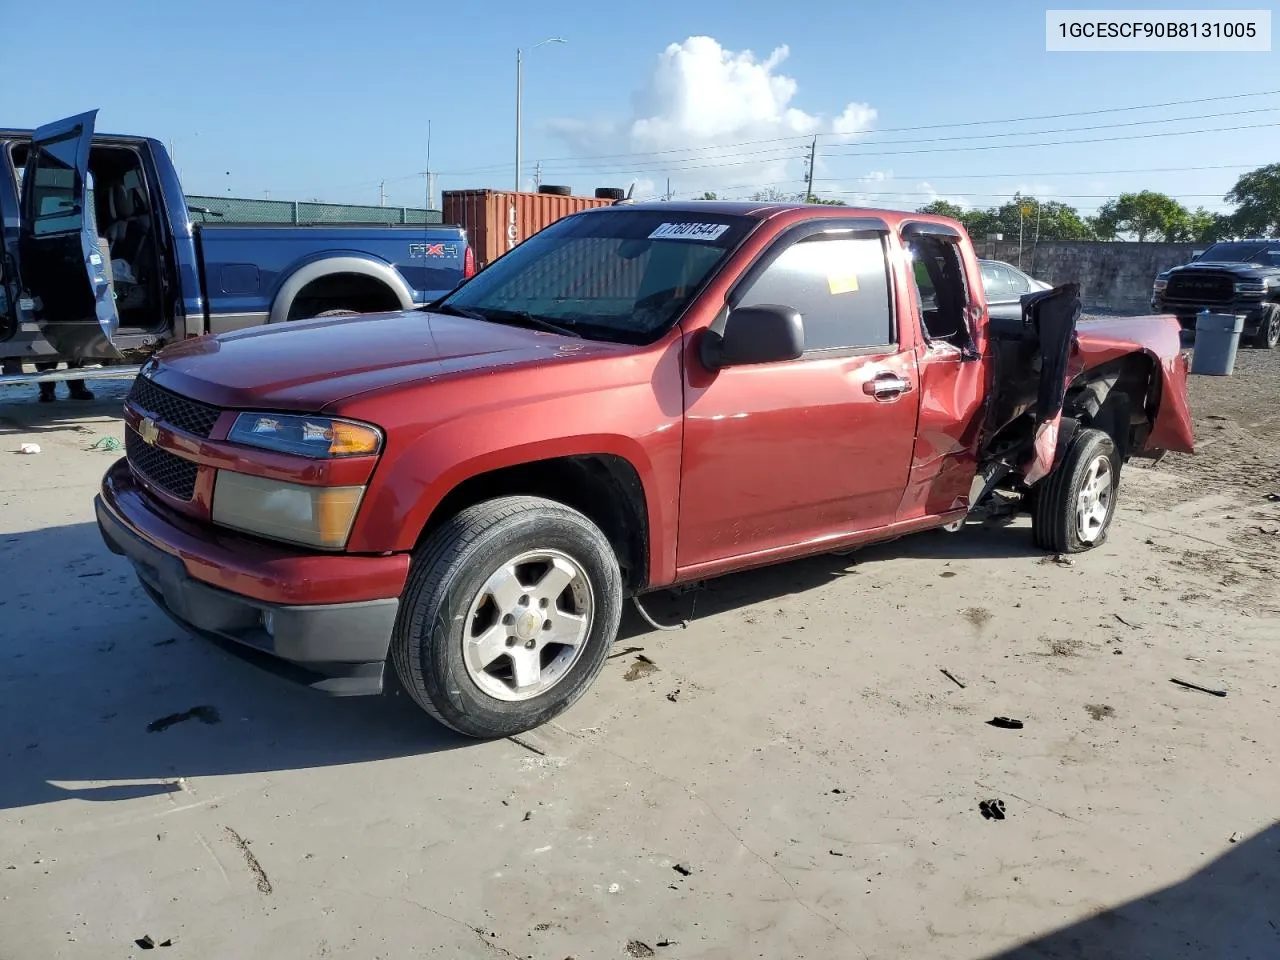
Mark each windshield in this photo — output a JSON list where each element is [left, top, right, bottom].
[[1196, 241, 1280, 266], [438, 209, 755, 344]]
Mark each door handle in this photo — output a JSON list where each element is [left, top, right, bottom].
[[863, 373, 912, 400]]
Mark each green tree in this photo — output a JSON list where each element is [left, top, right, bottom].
[[1187, 206, 1229, 243], [1090, 191, 1191, 242], [700, 192, 718, 200], [916, 200, 966, 219], [992, 196, 1092, 241], [805, 194, 847, 205], [1222, 163, 1280, 237]]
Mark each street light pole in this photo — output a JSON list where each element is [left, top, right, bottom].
[[515, 37, 565, 193]]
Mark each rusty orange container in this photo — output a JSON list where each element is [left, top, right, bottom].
[[443, 189, 615, 268]]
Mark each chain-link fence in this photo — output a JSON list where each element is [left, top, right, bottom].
[[185, 195, 443, 226]]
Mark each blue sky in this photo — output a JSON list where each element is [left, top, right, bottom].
[[4, 0, 1277, 217]]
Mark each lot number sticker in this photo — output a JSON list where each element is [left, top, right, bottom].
[[648, 222, 730, 242]]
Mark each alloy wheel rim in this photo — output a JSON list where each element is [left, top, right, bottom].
[[461, 549, 594, 702], [1075, 455, 1114, 543]]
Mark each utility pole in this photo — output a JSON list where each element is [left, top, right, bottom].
[[805, 136, 818, 202], [534, 161, 542, 190], [515, 38, 568, 192], [664, 178, 671, 201], [379, 180, 386, 207]]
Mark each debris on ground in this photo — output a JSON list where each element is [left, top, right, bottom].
[[1044, 636, 1084, 657], [17, 443, 40, 455], [223, 826, 272, 894], [1040, 554, 1075, 567], [533, 922, 553, 931], [146, 705, 221, 732], [607, 645, 645, 660], [1264, 493, 1280, 502], [626, 940, 656, 957], [134, 935, 174, 949], [987, 717, 1024, 730], [1113, 613, 1142, 629], [979, 799, 1007, 821], [940, 668, 966, 689], [830, 788, 845, 795], [623, 655, 660, 682], [656, 938, 677, 948], [962, 607, 992, 630], [1170, 677, 1228, 697], [1229, 831, 1241, 844], [1085, 704, 1115, 721], [1258, 524, 1280, 536], [672, 862, 692, 877], [939, 571, 957, 578], [828, 849, 845, 857], [665, 689, 680, 703], [88, 436, 123, 452], [522, 811, 533, 822]]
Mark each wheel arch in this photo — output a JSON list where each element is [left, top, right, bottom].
[[269, 255, 414, 324], [1065, 351, 1161, 461], [413, 453, 652, 595]]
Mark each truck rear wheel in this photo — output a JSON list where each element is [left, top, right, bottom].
[[1251, 304, 1280, 349], [1031, 428, 1120, 554], [391, 496, 623, 738]]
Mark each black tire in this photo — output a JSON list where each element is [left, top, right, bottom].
[[391, 496, 623, 738], [1250, 304, 1280, 349], [537, 184, 572, 197], [594, 187, 626, 200], [1031, 428, 1120, 554]]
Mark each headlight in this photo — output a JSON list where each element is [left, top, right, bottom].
[[228, 412, 383, 458], [1234, 280, 1266, 295], [1152, 279, 1168, 292], [212, 470, 365, 549]]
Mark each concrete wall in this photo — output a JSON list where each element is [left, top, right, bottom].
[[974, 239, 1199, 311]]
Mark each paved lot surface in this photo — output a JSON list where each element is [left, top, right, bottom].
[[2, 343, 1277, 960]]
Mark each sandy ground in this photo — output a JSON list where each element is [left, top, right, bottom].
[[1, 345, 1277, 960]]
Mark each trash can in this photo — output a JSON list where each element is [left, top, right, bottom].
[[1190, 310, 1244, 376]]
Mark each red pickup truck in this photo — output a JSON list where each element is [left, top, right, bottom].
[[95, 202, 1194, 738]]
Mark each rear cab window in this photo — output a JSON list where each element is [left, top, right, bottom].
[[440, 209, 756, 344]]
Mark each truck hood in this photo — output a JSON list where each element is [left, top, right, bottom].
[[146, 310, 625, 411], [1171, 261, 1280, 279]]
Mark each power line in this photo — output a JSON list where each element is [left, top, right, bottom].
[[436, 114, 1280, 180], [439, 87, 1280, 171]]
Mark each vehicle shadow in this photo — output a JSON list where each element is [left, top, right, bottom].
[[984, 822, 1280, 959], [0, 520, 469, 813], [0, 379, 131, 435], [620, 516, 1044, 639]]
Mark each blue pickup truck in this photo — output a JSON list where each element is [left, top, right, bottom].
[[1, 110, 473, 381]]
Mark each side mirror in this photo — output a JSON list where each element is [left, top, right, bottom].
[[701, 304, 804, 370]]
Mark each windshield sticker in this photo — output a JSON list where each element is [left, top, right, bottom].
[[648, 222, 730, 242], [827, 274, 860, 295]]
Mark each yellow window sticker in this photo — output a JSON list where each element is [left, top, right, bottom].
[[827, 274, 859, 295]]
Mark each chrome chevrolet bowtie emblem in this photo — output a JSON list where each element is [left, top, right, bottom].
[[138, 417, 160, 446]]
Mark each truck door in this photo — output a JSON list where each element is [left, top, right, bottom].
[[677, 220, 920, 569], [18, 110, 122, 360]]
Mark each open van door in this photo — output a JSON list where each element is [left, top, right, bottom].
[[18, 109, 122, 360]]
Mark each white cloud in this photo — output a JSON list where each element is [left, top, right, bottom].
[[548, 36, 877, 198]]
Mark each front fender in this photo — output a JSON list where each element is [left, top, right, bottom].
[[269, 254, 415, 324]]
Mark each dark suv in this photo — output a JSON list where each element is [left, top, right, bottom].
[[1151, 239, 1280, 349]]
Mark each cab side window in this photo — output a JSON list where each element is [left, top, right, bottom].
[[906, 232, 971, 348], [736, 234, 894, 352]]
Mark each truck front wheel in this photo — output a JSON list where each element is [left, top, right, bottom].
[[391, 496, 623, 738], [1031, 428, 1120, 553], [1251, 304, 1280, 350]]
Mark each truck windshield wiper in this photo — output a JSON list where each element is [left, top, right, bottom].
[[429, 302, 488, 321], [468, 307, 583, 339]]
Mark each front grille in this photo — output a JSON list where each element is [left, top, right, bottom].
[[127, 376, 222, 438], [126, 428, 199, 501], [1166, 273, 1235, 304]]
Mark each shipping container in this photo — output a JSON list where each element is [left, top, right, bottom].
[[442, 189, 616, 268]]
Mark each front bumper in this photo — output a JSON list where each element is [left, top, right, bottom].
[[1152, 298, 1268, 332], [96, 461, 405, 696]]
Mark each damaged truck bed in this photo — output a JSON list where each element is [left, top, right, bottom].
[[96, 201, 1195, 737]]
